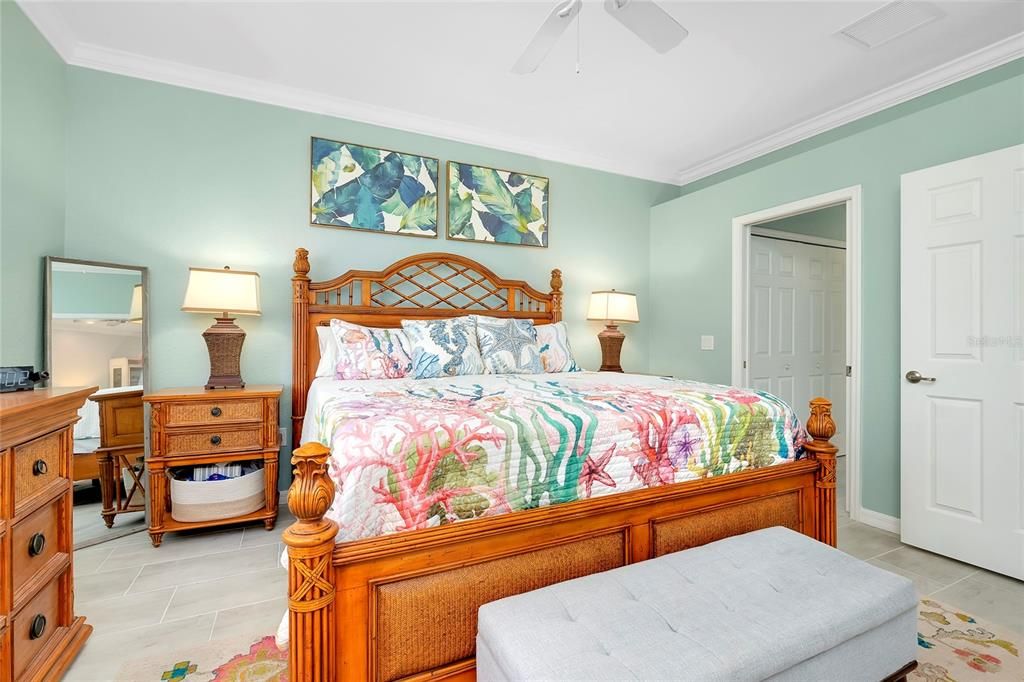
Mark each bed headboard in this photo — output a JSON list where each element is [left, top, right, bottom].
[[290, 248, 562, 448]]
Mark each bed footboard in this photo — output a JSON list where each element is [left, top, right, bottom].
[[284, 398, 837, 681], [282, 442, 338, 681]]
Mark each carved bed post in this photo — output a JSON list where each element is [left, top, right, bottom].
[[804, 397, 838, 547], [283, 442, 338, 681], [292, 248, 311, 450], [550, 268, 563, 322]]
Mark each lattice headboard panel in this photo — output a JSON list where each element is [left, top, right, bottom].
[[309, 256, 555, 315], [290, 249, 562, 448]]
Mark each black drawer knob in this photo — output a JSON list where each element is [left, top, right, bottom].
[[210, 406, 222, 417], [210, 435, 222, 446], [32, 459, 47, 476], [29, 614, 46, 640], [28, 533, 46, 557]]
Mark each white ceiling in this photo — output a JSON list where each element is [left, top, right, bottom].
[[20, 1, 1024, 185]]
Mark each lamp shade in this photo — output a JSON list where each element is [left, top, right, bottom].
[[128, 283, 143, 322], [587, 290, 639, 323], [182, 267, 261, 316]]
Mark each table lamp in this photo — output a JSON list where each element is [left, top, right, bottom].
[[128, 283, 143, 323], [587, 290, 639, 372], [182, 266, 261, 389]]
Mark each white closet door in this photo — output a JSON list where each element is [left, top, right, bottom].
[[900, 144, 1023, 579], [749, 236, 846, 453]]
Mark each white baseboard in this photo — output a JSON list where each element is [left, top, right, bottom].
[[854, 506, 901, 535]]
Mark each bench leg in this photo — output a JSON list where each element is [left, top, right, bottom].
[[881, 661, 917, 682]]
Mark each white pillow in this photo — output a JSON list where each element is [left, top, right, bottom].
[[315, 326, 340, 377], [535, 322, 581, 373]]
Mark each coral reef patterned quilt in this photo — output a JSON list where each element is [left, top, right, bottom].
[[300, 372, 809, 542]]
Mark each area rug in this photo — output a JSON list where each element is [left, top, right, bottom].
[[116, 598, 1020, 681], [115, 635, 287, 682], [913, 598, 1022, 681]]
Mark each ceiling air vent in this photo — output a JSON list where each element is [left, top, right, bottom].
[[837, 1, 945, 49]]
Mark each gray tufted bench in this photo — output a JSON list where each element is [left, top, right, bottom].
[[476, 527, 917, 681]]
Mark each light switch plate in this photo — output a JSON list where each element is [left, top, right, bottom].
[[279, 427, 288, 448], [700, 335, 715, 351]]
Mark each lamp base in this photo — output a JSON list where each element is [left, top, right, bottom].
[[202, 316, 246, 390], [597, 324, 625, 373]]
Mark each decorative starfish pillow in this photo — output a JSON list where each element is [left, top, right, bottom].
[[401, 317, 486, 379], [535, 322, 581, 373], [472, 315, 543, 375]]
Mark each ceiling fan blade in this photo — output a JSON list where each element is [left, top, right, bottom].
[[603, 0, 688, 54], [511, 0, 581, 74]]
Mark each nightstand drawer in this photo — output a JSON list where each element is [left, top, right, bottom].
[[164, 426, 263, 456], [14, 430, 67, 511], [165, 399, 263, 427], [12, 499, 63, 598]]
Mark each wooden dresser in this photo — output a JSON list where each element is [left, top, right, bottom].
[[143, 386, 282, 547], [0, 387, 96, 681]]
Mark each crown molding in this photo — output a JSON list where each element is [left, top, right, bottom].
[[673, 32, 1024, 186], [18, 1, 1024, 189], [18, 2, 680, 186]]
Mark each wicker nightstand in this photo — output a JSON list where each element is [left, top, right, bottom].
[[142, 385, 282, 547]]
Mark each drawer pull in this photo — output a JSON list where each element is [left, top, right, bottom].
[[211, 406, 222, 417], [210, 435, 222, 446], [32, 459, 48, 476], [28, 533, 46, 557], [29, 614, 46, 640]]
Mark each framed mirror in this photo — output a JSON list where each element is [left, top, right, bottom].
[[45, 257, 149, 548]]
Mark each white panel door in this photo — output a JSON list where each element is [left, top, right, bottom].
[[900, 144, 1024, 579], [748, 236, 846, 454]]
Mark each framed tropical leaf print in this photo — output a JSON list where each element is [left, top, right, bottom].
[[310, 137, 439, 237], [447, 161, 549, 247]]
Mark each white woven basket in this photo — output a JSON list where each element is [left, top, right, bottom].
[[168, 464, 264, 523]]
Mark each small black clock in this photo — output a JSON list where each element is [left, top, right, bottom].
[[0, 366, 48, 393]]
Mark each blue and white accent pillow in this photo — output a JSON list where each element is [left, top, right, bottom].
[[473, 316, 543, 375], [535, 322, 581, 373], [400, 317, 486, 379]]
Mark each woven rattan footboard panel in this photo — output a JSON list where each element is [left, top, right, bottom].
[[651, 491, 803, 557], [373, 530, 627, 681]]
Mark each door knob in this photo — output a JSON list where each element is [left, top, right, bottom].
[[905, 370, 936, 384]]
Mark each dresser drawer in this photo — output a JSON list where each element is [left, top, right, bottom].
[[12, 571, 64, 679], [164, 426, 264, 456], [12, 499, 63, 597], [13, 430, 67, 510], [165, 399, 263, 427]]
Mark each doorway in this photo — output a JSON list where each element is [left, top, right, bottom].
[[731, 187, 864, 524]]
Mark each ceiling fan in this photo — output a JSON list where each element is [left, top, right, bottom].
[[512, 0, 688, 74]]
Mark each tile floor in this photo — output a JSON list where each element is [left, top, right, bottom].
[[66, 509, 294, 681], [64, 459, 1023, 679], [834, 457, 1024, 632], [72, 484, 147, 549]]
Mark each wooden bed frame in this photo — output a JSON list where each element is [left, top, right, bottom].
[[283, 248, 838, 681]]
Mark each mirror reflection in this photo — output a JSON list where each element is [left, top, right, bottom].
[[46, 257, 149, 548]]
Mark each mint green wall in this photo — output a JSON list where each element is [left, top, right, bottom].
[[52, 271, 141, 315], [757, 204, 846, 242], [61, 67, 676, 485], [0, 2, 66, 368], [649, 59, 1024, 518]]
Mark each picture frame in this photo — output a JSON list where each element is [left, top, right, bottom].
[[310, 136, 440, 238], [446, 161, 549, 248]]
